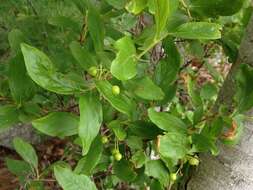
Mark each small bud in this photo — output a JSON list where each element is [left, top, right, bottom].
[[88, 66, 97, 77], [114, 152, 122, 161], [189, 157, 199, 166]]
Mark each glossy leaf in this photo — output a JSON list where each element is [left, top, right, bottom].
[[79, 93, 103, 155], [70, 41, 97, 70], [32, 112, 79, 138], [111, 36, 137, 81], [126, 0, 147, 15], [159, 132, 190, 160], [126, 76, 164, 100], [0, 105, 19, 132], [8, 54, 35, 104], [190, 0, 245, 17], [113, 159, 137, 182], [13, 137, 38, 169], [21, 43, 86, 95], [95, 80, 136, 118], [145, 160, 170, 186], [87, 2, 105, 52], [54, 166, 97, 190], [235, 64, 253, 113], [74, 136, 103, 175], [108, 120, 127, 141], [171, 22, 222, 40], [154, 0, 179, 38], [148, 108, 187, 133]]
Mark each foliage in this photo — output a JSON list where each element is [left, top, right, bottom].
[[1, 0, 253, 189]]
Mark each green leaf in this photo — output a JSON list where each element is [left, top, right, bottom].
[[79, 93, 103, 155], [87, 2, 105, 52], [74, 136, 103, 175], [187, 76, 203, 108], [95, 80, 136, 118], [48, 16, 80, 32], [131, 151, 147, 168], [5, 158, 32, 183], [32, 112, 79, 138], [70, 41, 97, 70], [235, 64, 253, 113], [126, 76, 164, 100], [159, 132, 190, 160], [171, 22, 222, 40], [190, 0, 245, 17], [8, 29, 26, 54], [145, 160, 170, 186], [106, 0, 127, 9], [21, 43, 86, 95], [155, 39, 181, 87], [113, 159, 137, 182], [111, 36, 137, 81], [54, 166, 97, 190], [154, 0, 179, 38], [13, 137, 38, 169], [8, 54, 35, 104], [108, 120, 127, 141], [128, 121, 163, 139], [200, 82, 218, 100], [0, 105, 19, 132], [191, 134, 218, 155], [126, 0, 147, 15], [148, 108, 187, 133]]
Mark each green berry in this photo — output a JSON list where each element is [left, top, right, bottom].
[[112, 85, 120, 95], [114, 152, 122, 161], [101, 136, 109, 144], [189, 157, 199, 166], [170, 173, 177, 181], [111, 149, 119, 155], [88, 66, 97, 77]]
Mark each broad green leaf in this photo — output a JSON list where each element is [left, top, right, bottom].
[[191, 134, 218, 155], [200, 82, 218, 100], [126, 0, 147, 15], [87, 2, 105, 52], [154, 39, 181, 87], [171, 22, 222, 40], [0, 105, 19, 132], [159, 132, 190, 160], [74, 136, 103, 175], [190, 0, 245, 17], [32, 112, 79, 138], [70, 41, 97, 70], [187, 76, 203, 108], [8, 29, 26, 54], [126, 135, 143, 150], [148, 108, 187, 133], [8, 54, 35, 104], [145, 160, 169, 186], [113, 159, 137, 182], [131, 151, 147, 168], [5, 158, 32, 183], [106, 0, 127, 9], [108, 120, 127, 141], [95, 80, 136, 118], [126, 76, 164, 100], [54, 166, 97, 190], [111, 36, 137, 81], [13, 137, 38, 169], [154, 0, 179, 38], [79, 93, 103, 155], [21, 43, 86, 95], [48, 16, 80, 32], [235, 64, 253, 113], [128, 121, 163, 139], [150, 179, 164, 190]]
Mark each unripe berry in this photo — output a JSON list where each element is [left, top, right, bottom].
[[170, 173, 177, 181], [189, 157, 199, 166], [88, 66, 97, 77], [111, 149, 119, 155], [114, 152, 122, 161], [112, 85, 120, 95], [101, 136, 109, 144]]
